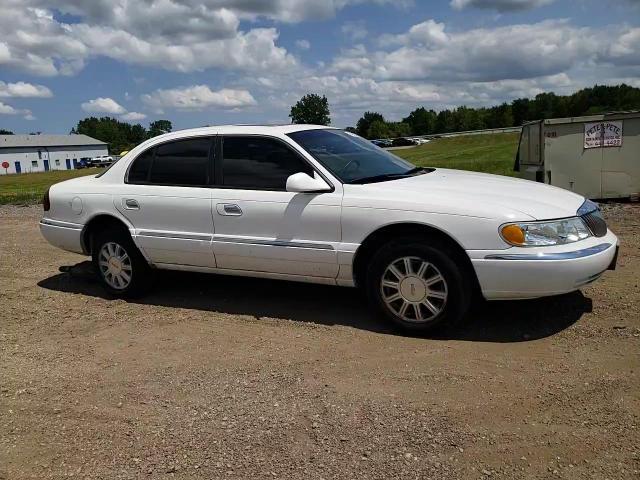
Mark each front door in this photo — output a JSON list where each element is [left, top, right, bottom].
[[14, 161, 21, 173], [114, 136, 216, 268], [65, 159, 71, 170], [211, 135, 342, 279], [43, 159, 50, 171]]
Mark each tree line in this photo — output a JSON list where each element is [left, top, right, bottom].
[[289, 84, 640, 139], [71, 117, 173, 154]]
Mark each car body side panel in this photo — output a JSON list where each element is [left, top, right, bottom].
[[210, 188, 342, 278], [112, 184, 216, 268]]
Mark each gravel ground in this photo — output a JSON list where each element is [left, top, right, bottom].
[[1, 204, 639, 479]]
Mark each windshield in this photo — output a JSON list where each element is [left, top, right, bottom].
[[288, 129, 420, 183]]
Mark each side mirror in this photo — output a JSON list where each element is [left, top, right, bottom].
[[286, 172, 331, 193]]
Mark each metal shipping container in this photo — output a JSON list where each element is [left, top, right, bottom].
[[514, 111, 640, 199]]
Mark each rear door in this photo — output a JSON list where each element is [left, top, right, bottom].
[[114, 136, 216, 268]]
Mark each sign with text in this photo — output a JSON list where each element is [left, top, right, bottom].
[[584, 121, 623, 149]]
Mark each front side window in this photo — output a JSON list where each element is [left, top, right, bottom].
[[221, 136, 314, 190], [288, 129, 421, 184], [31, 160, 38, 167], [127, 137, 212, 186]]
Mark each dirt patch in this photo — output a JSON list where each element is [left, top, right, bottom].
[[1, 204, 639, 479]]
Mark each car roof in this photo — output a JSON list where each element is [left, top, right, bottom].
[[161, 124, 337, 138]]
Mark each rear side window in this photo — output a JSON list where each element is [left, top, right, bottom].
[[150, 138, 211, 186], [221, 136, 313, 190], [127, 149, 153, 182], [127, 137, 212, 186]]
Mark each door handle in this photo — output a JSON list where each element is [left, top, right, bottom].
[[217, 203, 242, 216], [123, 198, 140, 210]]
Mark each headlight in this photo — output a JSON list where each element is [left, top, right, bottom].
[[500, 217, 592, 246]]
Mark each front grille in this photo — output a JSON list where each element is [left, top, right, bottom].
[[582, 211, 607, 237]]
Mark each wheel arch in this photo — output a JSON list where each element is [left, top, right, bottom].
[[351, 222, 481, 295], [80, 213, 135, 255]]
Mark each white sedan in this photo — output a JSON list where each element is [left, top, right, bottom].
[[40, 125, 618, 332]]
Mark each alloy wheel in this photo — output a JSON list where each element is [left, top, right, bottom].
[[380, 256, 448, 323], [98, 242, 133, 290]]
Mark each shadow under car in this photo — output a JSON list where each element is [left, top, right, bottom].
[[38, 261, 592, 342]]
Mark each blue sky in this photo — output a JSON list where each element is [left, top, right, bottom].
[[0, 0, 638, 134]]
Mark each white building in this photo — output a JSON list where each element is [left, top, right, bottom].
[[0, 134, 108, 175]]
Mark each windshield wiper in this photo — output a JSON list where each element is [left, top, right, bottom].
[[347, 167, 428, 184]]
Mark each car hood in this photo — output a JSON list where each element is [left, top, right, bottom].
[[343, 168, 585, 221]]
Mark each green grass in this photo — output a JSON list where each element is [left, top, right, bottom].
[[0, 133, 521, 205], [0, 168, 101, 205], [393, 132, 520, 177]]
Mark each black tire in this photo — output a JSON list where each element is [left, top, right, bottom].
[[91, 227, 151, 298], [365, 236, 471, 333]]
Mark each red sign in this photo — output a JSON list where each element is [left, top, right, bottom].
[[1, 161, 8, 169]]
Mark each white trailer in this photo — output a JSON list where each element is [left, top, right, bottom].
[[514, 111, 640, 200]]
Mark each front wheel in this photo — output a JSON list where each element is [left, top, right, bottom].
[[92, 229, 150, 297], [365, 238, 471, 333]]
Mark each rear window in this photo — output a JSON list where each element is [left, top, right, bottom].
[[149, 138, 211, 186], [126, 137, 212, 186]]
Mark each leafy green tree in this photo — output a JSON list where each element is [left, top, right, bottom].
[[354, 83, 640, 137], [147, 119, 173, 138], [435, 110, 456, 133], [356, 111, 385, 138], [511, 98, 531, 126], [0, 129, 13, 135], [289, 94, 331, 125], [367, 119, 390, 139], [387, 122, 411, 138], [402, 107, 437, 135], [72, 117, 172, 153]]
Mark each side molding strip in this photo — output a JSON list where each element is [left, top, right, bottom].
[[40, 219, 83, 230], [136, 231, 335, 251], [137, 230, 212, 241], [213, 236, 335, 251]]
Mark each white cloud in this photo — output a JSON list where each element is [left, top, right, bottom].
[[330, 20, 640, 84], [0, 1, 405, 77], [0, 81, 53, 98], [0, 101, 33, 119], [0, 2, 295, 76], [120, 111, 147, 121], [0, 102, 18, 115], [141, 85, 257, 112], [450, 0, 555, 11], [295, 39, 311, 50], [342, 21, 368, 40], [40, 0, 404, 25], [81, 97, 127, 114]]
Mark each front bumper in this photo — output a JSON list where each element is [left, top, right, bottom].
[[39, 218, 85, 255], [469, 229, 618, 300]]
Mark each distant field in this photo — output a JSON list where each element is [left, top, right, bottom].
[[0, 133, 521, 204], [393, 132, 520, 177], [0, 168, 100, 205]]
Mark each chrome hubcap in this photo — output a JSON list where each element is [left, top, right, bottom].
[[98, 242, 132, 290], [380, 256, 448, 323]]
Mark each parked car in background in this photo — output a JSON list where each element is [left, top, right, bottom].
[[75, 159, 91, 169], [413, 138, 431, 145], [391, 137, 417, 147], [90, 155, 114, 167], [371, 139, 392, 148], [40, 125, 618, 333]]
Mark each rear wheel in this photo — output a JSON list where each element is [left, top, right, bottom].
[[365, 237, 471, 333], [92, 228, 150, 297]]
